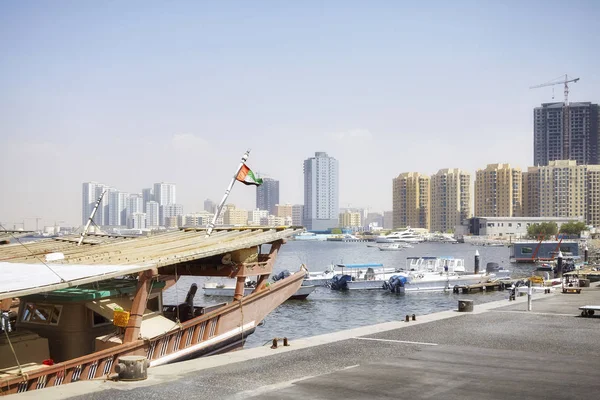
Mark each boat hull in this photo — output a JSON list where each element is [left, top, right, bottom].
[[204, 284, 316, 300]]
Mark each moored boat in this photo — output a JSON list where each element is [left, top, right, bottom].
[[0, 227, 304, 395]]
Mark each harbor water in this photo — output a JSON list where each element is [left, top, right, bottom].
[[164, 240, 530, 348]]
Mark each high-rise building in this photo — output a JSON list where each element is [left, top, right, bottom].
[[364, 212, 384, 230], [339, 211, 362, 229], [108, 191, 129, 226], [153, 182, 176, 205], [522, 160, 600, 222], [533, 102, 599, 166], [82, 182, 108, 226], [587, 167, 600, 228], [256, 178, 279, 215], [223, 205, 248, 225], [248, 209, 269, 225], [146, 201, 159, 228], [275, 203, 293, 218], [162, 204, 183, 226], [129, 213, 147, 229], [126, 194, 144, 224], [383, 211, 393, 229], [204, 198, 216, 214], [474, 164, 522, 217], [303, 152, 339, 231], [430, 169, 471, 233], [392, 172, 430, 230], [291, 204, 304, 226], [153, 182, 176, 224], [142, 188, 154, 213]]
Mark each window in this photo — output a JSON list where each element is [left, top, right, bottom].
[[92, 311, 111, 327], [521, 247, 533, 254], [21, 303, 63, 325]]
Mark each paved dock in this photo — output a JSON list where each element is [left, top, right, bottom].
[[15, 284, 600, 399]]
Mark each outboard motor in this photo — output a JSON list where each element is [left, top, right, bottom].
[[486, 262, 500, 274], [177, 283, 198, 322], [330, 274, 352, 291], [272, 270, 291, 282], [387, 275, 407, 294]]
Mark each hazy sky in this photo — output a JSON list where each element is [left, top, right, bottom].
[[1, 1, 599, 229]]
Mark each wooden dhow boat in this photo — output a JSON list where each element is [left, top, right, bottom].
[[0, 227, 305, 396]]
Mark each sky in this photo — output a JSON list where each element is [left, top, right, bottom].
[[1, 1, 599, 229]]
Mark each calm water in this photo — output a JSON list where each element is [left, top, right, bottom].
[[164, 240, 531, 348]]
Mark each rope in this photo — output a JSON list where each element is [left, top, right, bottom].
[[174, 266, 180, 323], [0, 223, 66, 283], [2, 319, 25, 380]]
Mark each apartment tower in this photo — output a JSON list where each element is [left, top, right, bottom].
[[522, 160, 600, 223], [533, 102, 599, 166], [430, 168, 471, 233], [303, 152, 339, 231], [256, 178, 280, 215], [474, 164, 522, 217], [392, 172, 430, 230]]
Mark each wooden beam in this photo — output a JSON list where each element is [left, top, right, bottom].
[[124, 270, 155, 343], [252, 240, 283, 293]]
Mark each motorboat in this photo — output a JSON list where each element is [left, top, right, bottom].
[[375, 227, 425, 243], [303, 264, 337, 286], [0, 227, 305, 396], [384, 257, 493, 293], [204, 281, 316, 300], [378, 243, 413, 251]]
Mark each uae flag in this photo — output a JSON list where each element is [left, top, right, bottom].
[[236, 163, 263, 186]]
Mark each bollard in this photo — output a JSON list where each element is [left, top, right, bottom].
[[458, 299, 473, 312], [271, 338, 278, 349], [412, 314, 416, 321], [405, 315, 410, 322], [114, 356, 150, 381], [283, 337, 289, 346], [527, 281, 532, 311], [474, 250, 480, 274], [584, 245, 589, 263]]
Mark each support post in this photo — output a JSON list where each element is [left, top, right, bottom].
[[474, 250, 480, 274], [584, 245, 589, 263], [124, 270, 154, 343], [527, 280, 532, 312], [233, 276, 246, 301], [557, 250, 563, 279], [252, 240, 283, 293]]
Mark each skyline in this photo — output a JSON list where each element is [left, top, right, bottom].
[[1, 1, 599, 229]]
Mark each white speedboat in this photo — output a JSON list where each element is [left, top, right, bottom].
[[204, 282, 316, 300], [330, 264, 400, 290], [385, 257, 503, 293], [375, 227, 425, 243], [379, 243, 413, 251]]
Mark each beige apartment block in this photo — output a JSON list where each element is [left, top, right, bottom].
[[587, 166, 600, 227], [430, 168, 471, 233], [339, 211, 362, 228], [223, 205, 248, 225], [275, 203, 293, 218], [474, 164, 522, 217], [392, 172, 430, 230], [523, 160, 600, 225]]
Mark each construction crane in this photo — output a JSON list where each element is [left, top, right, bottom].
[[530, 74, 580, 105], [25, 216, 43, 231]]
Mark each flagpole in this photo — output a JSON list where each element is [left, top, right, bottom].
[[206, 150, 251, 237]]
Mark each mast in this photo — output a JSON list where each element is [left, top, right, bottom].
[[206, 150, 250, 237], [78, 190, 107, 246]]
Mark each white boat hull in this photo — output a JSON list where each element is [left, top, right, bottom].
[[204, 285, 316, 299], [347, 273, 492, 292]]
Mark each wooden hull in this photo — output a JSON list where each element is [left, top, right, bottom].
[[0, 270, 304, 396]]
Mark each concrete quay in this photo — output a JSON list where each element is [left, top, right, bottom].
[[13, 285, 600, 400]]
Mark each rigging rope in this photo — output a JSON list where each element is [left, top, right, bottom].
[[2, 316, 25, 380], [0, 224, 66, 283]]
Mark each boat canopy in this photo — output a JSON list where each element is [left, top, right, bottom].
[[336, 263, 384, 269], [0, 261, 152, 300], [406, 256, 455, 260]]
